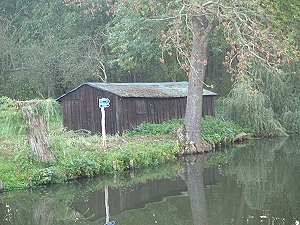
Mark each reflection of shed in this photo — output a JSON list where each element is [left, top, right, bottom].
[[56, 82, 217, 135], [71, 166, 218, 222]]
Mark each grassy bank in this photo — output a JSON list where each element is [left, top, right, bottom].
[[0, 98, 252, 191]]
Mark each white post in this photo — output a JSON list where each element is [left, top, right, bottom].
[[105, 186, 110, 223], [101, 107, 107, 150], [0, 180, 2, 203]]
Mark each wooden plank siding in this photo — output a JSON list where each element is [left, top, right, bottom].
[[117, 97, 187, 132], [57, 82, 217, 135], [202, 95, 215, 117]]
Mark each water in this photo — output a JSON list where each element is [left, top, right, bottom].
[[1, 137, 299, 225]]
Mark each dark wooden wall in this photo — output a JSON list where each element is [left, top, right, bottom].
[[59, 84, 215, 135], [202, 96, 215, 117], [119, 97, 187, 132], [60, 84, 115, 134]]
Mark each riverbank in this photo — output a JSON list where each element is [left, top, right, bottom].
[[0, 97, 253, 191], [0, 117, 252, 192]]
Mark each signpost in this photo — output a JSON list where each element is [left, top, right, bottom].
[[99, 98, 110, 108], [99, 98, 110, 150]]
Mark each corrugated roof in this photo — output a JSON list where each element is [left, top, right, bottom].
[[57, 82, 217, 100]]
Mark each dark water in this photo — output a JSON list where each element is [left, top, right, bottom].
[[1, 137, 299, 225]]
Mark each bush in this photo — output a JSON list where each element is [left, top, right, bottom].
[[201, 116, 252, 147], [125, 119, 184, 136]]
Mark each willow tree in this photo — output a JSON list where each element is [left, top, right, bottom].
[[158, 1, 296, 151], [68, 0, 297, 152]]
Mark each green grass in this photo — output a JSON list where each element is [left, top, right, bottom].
[[201, 116, 253, 147], [0, 156, 35, 190], [0, 97, 254, 191]]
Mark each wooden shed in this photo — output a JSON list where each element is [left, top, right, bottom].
[[56, 82, 217, 135]]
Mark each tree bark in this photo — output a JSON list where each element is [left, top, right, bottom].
[[18, 100, 55, 163], [184, 15, 217, 153]]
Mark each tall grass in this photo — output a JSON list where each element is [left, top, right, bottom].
[[0, 96, 27, 137]]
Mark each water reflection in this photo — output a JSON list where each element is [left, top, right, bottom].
[[218, 137, 300, 224], [0, 137, 300, 224], [178, 153, 212, 225], [72, 174, 192, 223]]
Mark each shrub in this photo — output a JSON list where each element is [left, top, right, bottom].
[[125, 119, 184, 136], [201, 116, 252, 146]]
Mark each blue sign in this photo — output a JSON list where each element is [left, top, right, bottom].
[[99, 98, 110, 108], [104, 221, 115, 225]]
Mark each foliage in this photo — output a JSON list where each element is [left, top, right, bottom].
[[0, 137, 43, 190], [205, 26, 233, 96], [0, 0, 298, 99], [201, 116, 252, 147], [34, 99, 62, 124], [106, 0, 188, 82], [222, 59, 300, 135], [0, 0, 109, 99], [267, 0, 300, 45], [0, 96, 27, 137], [279, 61, 300, 133], [38, 168, 54, 184], [22, 137, 177, 187], [0, 98, 254, 190], [126, 116, 253, 147], [124, 118, 184, 136], [66, 155, 100, 178], [222, 82, 286, 136]]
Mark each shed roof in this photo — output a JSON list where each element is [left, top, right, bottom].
[[57, 81, 217, 100]]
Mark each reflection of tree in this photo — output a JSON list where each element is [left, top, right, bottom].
[[32, 198, 54, 225], [0, 193, 33, 224], [221, 138, 287, 210], [269, 136, 300, 221], [243, 181, 266, 210], [217, 137, 300, 223], [0, 188, 93, 225], [107, 153, 212, 225], [2, 137, 300, 224], [178, 153, 211, 225], [1, 163, 183, 225], [205, 174, 248, 225]]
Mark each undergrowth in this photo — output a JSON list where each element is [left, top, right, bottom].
[[201, 116, 253, 148], [0, 96, 27, 137], [123, 118, 184, 136], [0, 97, 253, 191]]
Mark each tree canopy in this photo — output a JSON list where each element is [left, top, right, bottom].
[[0, 0, 299, 138]]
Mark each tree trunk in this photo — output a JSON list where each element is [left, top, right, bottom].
[[18, 100, 55, 163], [178, 153, 212, 225], [183, 15, 217, 153], [0, 180, 2, 203]]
